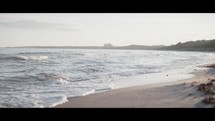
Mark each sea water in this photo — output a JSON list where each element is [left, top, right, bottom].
[[0, 48, 214, 107]]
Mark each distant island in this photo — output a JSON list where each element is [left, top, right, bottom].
[[10, 39, 215, 52]]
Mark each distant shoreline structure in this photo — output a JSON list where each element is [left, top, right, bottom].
[[4, 39, 215, 52]]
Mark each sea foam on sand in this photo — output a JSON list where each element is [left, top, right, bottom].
[[55, 65, 215, 108]]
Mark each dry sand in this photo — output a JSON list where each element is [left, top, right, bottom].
[[55, 67, 215, 108]]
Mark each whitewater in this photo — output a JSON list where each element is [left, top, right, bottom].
[[0, 47, 215, 108]]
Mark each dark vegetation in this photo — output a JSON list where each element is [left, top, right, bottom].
[[162, 39, 215, 52]]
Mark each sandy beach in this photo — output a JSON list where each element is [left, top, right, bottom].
[[55, 66, 215, 108]]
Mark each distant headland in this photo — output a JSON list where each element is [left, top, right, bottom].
[[8, 39, 215, 52]]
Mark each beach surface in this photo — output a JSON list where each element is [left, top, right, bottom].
[[55, 67, 215, 108]]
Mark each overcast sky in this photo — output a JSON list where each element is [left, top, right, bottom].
[[0, 13, 215, 47]]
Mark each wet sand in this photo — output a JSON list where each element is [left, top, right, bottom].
[[55, 67, 215, 108]]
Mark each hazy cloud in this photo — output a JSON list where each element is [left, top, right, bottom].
[[0, 20, 79, 31]]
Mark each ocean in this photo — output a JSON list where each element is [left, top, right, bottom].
[[0, 48, 214, 108]]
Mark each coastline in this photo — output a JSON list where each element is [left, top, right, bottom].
[[55, 67, 215, 108]]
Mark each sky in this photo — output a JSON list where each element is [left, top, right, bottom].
[[0, 13, 215, 47]]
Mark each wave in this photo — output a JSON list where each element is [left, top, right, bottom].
[[37, 73, 70, 84], [0, 55, 48, 61], [82, 90, 95, 96], [48, 95, 68, 108], [95, 84, 115, 92], [18, 52, 54, 55], [14, 55, 48, 61], [2, 72, 71, 85]]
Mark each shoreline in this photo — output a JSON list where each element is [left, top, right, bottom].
[[55, 67, 215, 108]]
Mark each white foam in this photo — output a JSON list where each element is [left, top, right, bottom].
[[29, 56, 48, 60], [82, 90, 95, 96], [15, 55, 48, 61], [48, 95, 68, 108], [39, 73, 70, 84], [55, 78, 69, 84], [104, 67, 196, 89], [31, 94, 69, 108], [16, 55, 28, 60]]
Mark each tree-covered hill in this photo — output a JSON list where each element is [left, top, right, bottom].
[[162, 39, 215, 51]]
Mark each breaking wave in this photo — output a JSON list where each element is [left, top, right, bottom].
[[14, 55, 48, 61], [18, 52, 54, 55], [36, 73, 70, 84], [0, 55, 48, 61]]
